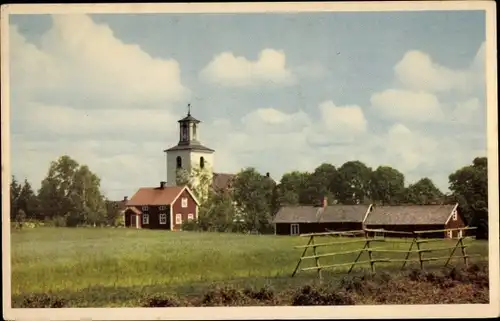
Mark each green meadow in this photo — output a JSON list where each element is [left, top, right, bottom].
[[10, 227, 489, 307]]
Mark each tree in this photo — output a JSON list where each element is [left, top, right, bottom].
[[277, 171, 310, 206], [10, 176, 39, 221], [10, 176, 22, 220], [15, 209, 27, 230], [370, 166, 406, 205], [232, 168, 276, 233], [37, 155, 107, 227], [303, 163, 338, 205], [448, 157, 488, 238], [176, 166, 213, 201], [335, 161, 373, 204], [405, 177, 444, 205], [195, 190, 238, 232]]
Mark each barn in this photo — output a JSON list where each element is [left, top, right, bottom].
[[364, 203, 466, 238], [272, 198, 372, 235], [124, 182, 200, 231]]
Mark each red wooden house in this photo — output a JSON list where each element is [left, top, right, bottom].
[[124, 181, 200, 231]]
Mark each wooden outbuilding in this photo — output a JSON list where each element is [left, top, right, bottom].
[[272, 197, 372, 235], [364, 203, 466, 238]]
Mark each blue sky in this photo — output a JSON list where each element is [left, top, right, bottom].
[[9, 11, 487, 200]]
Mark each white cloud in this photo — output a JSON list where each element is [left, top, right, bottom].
[[370, 89, 445, 122], [317, 101, 368, 136], [393, 43, 485, 94], [241, 108, 310, 134], [451, 98, 482, 124], [10, 15, 189, 109], [199, 49, 296, 87]]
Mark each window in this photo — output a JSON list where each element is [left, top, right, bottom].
[[290, 224, 299, 235], [452, 211, 457, 221], [159, 213, 167, 225], [159, 205, 167, 211], [200, 156, 205, 169], [181, 197, 188, 208], [458, 230, 463, 238], [176, 214, 182, 225], [143, 214, 149, 225], [447, 230, 453, 238], [188, 214, 194, 221], [142, 206, 149, 211], [176, 156, 182, 169]]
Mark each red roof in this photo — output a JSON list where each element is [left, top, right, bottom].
[[126, 186, 186, 206]]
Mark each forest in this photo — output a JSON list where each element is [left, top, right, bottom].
[[10, 155, 489, 238]]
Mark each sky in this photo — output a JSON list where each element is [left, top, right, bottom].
[[8, 11, 487, 200]]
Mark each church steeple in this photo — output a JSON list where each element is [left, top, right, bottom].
[[178, 103, 201, 145], [164, 103, 215, 189]]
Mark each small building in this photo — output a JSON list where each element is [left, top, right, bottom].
[[272, 197, 372, 235], [124, 182, 200, 230], [364, 203, 466, 238]]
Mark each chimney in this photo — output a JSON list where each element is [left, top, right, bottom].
[[123, 196, 128, 202], [322, 196, 328, 208], [266, 172, 270, 177], [160, 181, 166, 189]]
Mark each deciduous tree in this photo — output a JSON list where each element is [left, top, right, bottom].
[[370, 166, 406, 205], [38, 155, 107, 227], [405, 177, 444, 205], [448, 157, 488, 238]]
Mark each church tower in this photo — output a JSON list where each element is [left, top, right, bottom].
[[164, 104, 215, 192]]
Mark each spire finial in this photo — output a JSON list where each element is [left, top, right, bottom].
[[187, 103, 191, 116]]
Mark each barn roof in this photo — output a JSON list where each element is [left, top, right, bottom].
[[364, 204, 458, 225], [273, 205, 370, 224], [273, 206, 320, 223], [319, 205, 371, 223], [126, 185, 199, 206]]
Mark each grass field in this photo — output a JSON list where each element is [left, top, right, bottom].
[[10, 227, 489, 307]]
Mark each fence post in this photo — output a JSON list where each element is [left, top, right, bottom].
[[414, 232, 424, 270], [444, 237, 462, 268], [366, 235, 375, 274], [459, 231, 469, 268], [311, 235, 322, 281], [401, 237, 416, 270], [348, 240, 367, 274], [291, 235, 312, 277]]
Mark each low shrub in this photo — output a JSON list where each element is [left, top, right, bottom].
[[19, 293, 66, 308], [200, 285, 250, 306], [291, 285, 354, 306], [139, 293, 183, 307]]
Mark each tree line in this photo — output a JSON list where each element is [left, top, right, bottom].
[[10, 155, 488, 238]]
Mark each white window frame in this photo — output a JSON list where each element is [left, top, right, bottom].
[[142, 205, 149, 211], [176, 213, 182, 225], [452, 211, 457, 221], [159, 205, 167, 211], [159, 213, 167, 225], [447, 230, 453, 238], [181, 198, 188, 208], [142, 214, 149, 225], [187, 213, 194, 221], [458, 230, 463, 238], [290, 224, 299, 235]]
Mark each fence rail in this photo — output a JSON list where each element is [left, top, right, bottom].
[[291, 227, 479, 280]]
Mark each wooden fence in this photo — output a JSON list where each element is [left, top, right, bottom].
[[291, 227, 479, 280]]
